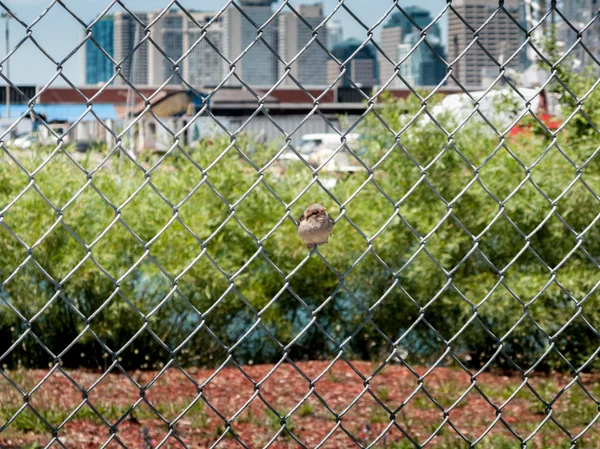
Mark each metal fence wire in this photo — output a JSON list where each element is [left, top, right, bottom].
[[1, 0, 600, 448]]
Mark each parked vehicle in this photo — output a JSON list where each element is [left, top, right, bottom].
[[279, 133, 363, 172], [298, 133, 360, 154], [7, 133, 37, 150]]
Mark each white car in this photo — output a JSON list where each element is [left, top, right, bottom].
[[299, 133, 360, 154], [279, 133, 363, 172], [8, 134, 37, 150]]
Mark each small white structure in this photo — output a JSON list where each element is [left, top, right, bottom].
[[429, 87, 549, 131], [0, 119, 33, 141]]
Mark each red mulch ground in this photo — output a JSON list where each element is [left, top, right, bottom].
[[1, 361, 599, 448]]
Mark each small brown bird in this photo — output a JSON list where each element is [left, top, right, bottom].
[[298, 203, 335, 249]]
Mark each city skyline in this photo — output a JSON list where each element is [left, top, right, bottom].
[[80, 2, 449, 89], [1, 0, 599, 89], [0, 0, 448, 86], [79, 0, 530, 91]]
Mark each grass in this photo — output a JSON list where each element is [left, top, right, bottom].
[[411, 394, 431, 409], [377, 385, 390, 402], [298, 402, 314, 417], [380, 426, 600, 449], [327, 371, 341, 383], [1, 398, 209, 434], [369, 412, 388, 425]]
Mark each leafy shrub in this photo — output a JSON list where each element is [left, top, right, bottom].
[[1, 86, 599, 373]]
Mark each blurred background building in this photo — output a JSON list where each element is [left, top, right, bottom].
[[223, 0, 279, 86], [560, 0, 600, 71], [327, 38, 379, 91], [82, 16, 114, 85], [278, 4, 329, 86], [448, 0, 523, 88], [113, 11, 149, 85], [397, 33, 446, 87], [184, 12, 225, 88], [326, 20, 343, 50], [79, 0, 600, 91], [379, 6, 446, 88]]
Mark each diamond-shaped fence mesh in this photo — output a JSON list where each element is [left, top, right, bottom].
[[1, 0, 600, 447]]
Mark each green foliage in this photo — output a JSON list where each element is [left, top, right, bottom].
[[298, 402, 314, 417], [1, 83, 600, 373]]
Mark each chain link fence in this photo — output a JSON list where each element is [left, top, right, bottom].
[[1, 0, 600, 448]]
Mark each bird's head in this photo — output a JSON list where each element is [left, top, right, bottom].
[[299, 203, 327, 222]]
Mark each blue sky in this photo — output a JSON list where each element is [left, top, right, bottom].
[[0, 0, 447, 86]]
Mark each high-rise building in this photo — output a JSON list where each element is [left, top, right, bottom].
[[397, 33, 446, 87], [87, 9, 227, 88], [379, 6, 445, 88], [147, 10, 184, 86], [278, 4, 328, 86], [139, 10, 226, 88], [448, 0, 524, 88], [223, 1, 278, 86], [184, 12, 225, 89], [591, 0, 600, 58], [560, 0, 600, 69], [113, 12, 149, 85], [379, 26, 403, 87], [327, 38, 378, 88], [386, 6, 443, 36], [236, 0, 275, 4], [561, 0, 591, 47], [82, 16, 114, 85], [326, 20, 343, 50]]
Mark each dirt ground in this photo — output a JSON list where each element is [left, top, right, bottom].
[[1, 360, 599, 448]]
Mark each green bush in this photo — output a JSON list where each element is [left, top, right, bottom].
[[1, 86, 599, 372]]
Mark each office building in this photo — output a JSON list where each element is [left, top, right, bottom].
[[278, 4, 328, 86], [379, 25, 403, 87], [386, 5, 443, 36], [326, 20, 343, 50], [560, 0, 600, 69], [327, 38, 378, 88], [562, 0, 591, 48], [592, 0, 600, 57], [146, 10, 185, 85], [184, 12, 225, 88], [379, 6, 445, 87], [397, 33, 446, 87], [83, 16, 114, 85], [448, 0, 524, 88], [144, 10, 226, 87], [236, 0, 276, 4], [113, 12, 149, 85], [223, 1, 278, 86], [85, 9, 227, 88]]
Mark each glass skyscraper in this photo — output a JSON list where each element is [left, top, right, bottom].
[[84, 16, 114, 85], [379, 6, 446, 88]]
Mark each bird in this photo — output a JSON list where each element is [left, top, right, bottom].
[[297, 203, 335, 249]]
